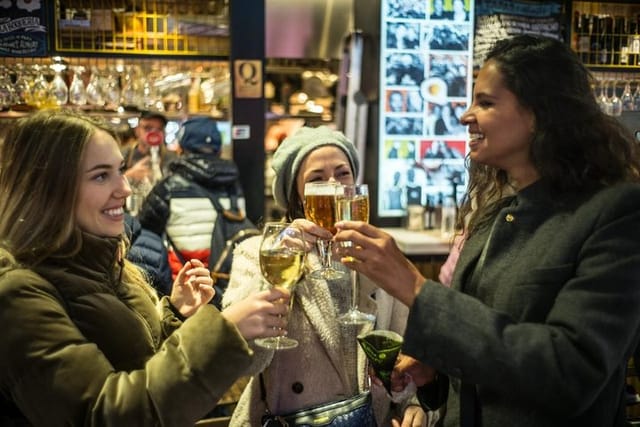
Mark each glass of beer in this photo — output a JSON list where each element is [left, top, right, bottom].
[[335, 184, 376, 325], [303, 182, 347, 280], [255, 222, 305, 350]]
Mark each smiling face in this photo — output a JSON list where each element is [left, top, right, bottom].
[[75, 129, 132, 237], [295, 145, 355, 200], [461, 60, 539, 187]]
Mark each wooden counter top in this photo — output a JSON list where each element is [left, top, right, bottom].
[[381, 227, 452, 256]]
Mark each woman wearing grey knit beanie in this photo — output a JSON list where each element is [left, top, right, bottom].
[[222, 126, 429, 427]]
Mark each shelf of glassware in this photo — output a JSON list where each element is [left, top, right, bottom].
[[0, 56, 231, 120], [591, 70, 640, 117]]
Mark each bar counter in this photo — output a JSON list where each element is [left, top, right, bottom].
[[381, 227, 452, 256]]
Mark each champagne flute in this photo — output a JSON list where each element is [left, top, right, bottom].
[[254, 222, 305, 350], [304, 182, 347, 281], [335, 184, 376, 325]]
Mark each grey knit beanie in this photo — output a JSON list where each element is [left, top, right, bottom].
[[271, 126, 360, 210]]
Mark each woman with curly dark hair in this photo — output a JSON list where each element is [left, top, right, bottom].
[[335, 34, 640, 426]]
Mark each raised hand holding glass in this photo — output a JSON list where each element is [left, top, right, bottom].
[[255, 222, 305, 350]]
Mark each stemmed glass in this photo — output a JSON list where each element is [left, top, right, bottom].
[[0, 67, 15, 111], [609, 80, 622, 117], [633, 81, 640, 112], [335, 184, 376, 325], [86, 66, 106, 107], [69, 66, 87, 106], [49, 63, 68, 106], [622, 80, 634, 112], [304, 182, 347, 281], [597, 79, 612, 115], [254, 222, 305, 350]]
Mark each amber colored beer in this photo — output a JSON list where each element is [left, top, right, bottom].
[[304, 193, 337, 234]]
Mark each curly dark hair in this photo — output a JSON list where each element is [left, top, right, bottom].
[[459, 35, 640, 236]]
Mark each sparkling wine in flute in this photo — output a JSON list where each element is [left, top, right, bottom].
[[260, 248, 304, 292], [304, 193, 338, 234], [335, 183, 375, 325], [335, 194, 370, 222]]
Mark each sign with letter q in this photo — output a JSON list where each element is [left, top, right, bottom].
[[234, 60, 263, 99]]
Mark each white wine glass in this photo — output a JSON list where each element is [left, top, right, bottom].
[[303, 182, 347, 281], [335, 184, 376, 325], [254, 222, 305, 350]]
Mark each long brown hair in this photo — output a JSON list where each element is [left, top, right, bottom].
[[0, 110, 154, 298]]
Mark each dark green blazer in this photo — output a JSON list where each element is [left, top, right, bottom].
[[405, 181, 640, 427]]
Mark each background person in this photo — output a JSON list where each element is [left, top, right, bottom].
[[125, 212, 173, 296], [335, 34, 640, 426], [223, 126, 428, 427], [137, 117, 246, 278], [0, 110, 291, 426], [122, 110, 177, 187]]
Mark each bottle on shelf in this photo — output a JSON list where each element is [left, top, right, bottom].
[[629, 16, 640, 67], [589, 15, 600, 65], [188, 76, 202, 114], [577, 13, 591, 65], [620, 17, 630, 66], [440, 195, 457, 238], [423, 195, 434, 230], [613, 16, 625, 65], [598, 16, 613, 65]]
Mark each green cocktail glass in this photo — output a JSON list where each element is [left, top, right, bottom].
[[357, 330, 403, 393]]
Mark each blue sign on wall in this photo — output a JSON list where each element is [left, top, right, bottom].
[[0, 0, 48, 56]]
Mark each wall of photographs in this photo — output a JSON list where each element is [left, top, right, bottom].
[[378, 0, 474, 218]]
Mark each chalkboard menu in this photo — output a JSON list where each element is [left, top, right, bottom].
[[0, 1, 48, 56], [474, 0, 564, 68]]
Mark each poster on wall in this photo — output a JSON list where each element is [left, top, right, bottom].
[[0, 0, 48, 56], [378, 0, 474, 218]]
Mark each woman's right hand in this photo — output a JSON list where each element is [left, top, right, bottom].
[[334, 221, 426, 307], [221, 289, 291, 340]]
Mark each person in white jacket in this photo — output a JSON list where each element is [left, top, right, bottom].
[[223, 126, 428, 427]]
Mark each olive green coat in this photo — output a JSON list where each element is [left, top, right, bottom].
[[0, 232, 252, 426], [406, 181, 640, 426]]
